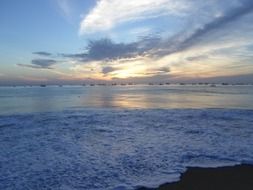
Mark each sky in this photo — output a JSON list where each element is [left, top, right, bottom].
[[0, 0, 253, 85]]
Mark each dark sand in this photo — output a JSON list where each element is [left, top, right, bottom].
[[138, 164, 253, 190]]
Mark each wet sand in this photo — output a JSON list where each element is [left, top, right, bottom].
[[138, 164, 253, 190]]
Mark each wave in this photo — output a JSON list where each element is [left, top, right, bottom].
[[0, 109, 253, 190]]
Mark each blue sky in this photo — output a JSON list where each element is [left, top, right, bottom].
[[0, 0, 253, 85]]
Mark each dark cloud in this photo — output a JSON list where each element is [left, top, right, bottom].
[[17, 63, 52, 69], [33, 51, 52, 56], [60, 53, 87, 59], [102, 66, 116, 74], [87, 39, 138, 60], [61, 38, 158, 62], [17, 59, 57, 69], [32, 59, 57, 68], [158, 67, 170, 73]]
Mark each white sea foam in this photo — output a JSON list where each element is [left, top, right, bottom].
[[0, 109, 253, 189]]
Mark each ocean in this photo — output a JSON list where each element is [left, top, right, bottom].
[[0, 84, 253, 114], [0, 85, 253, 189]]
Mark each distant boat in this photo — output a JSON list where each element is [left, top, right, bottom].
[[210, 84, 216, 87], [90, 84, 95, 86], [40, 84, 46, 87], [98, 83, 106, 86]]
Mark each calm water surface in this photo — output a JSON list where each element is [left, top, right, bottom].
[[0, 85, 253, 114]]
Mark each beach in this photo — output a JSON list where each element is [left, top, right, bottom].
[[139, 164, 253, 190]]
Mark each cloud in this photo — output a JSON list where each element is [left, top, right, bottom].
[[55, 0, 249, 71], [153, 0, 253, 58], [158, 67, 170, 73], [62, 38, 143, 61], [51, 1, 253, 82], [86, 39, 139, 60], [74, 0, 253, 63], [102, 66, 116, 74], [112, 73, 174, 83], [31, 59, 57, 68], [79, 0, 189, 34], [186, 55, 209, 61], [60, 53, 87, 59], [145, 66, 170, 75], [56, 0, 73, 22], [17, 63, 47, 69], [178, 0, 253, 50], [33, 51, 52, 56], [17, 59, 58, 69]]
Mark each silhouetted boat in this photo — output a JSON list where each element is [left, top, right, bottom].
[[40, 84, 46, 87]]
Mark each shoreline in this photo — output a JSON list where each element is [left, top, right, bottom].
[[138, 164, 253, 190]]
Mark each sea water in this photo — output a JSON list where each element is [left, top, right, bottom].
[[0, 85, 253, 190], [0, 85, 253, 114]]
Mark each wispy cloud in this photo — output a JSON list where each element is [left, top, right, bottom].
[[145, 66, 170, 75], [174, 0, 253, 52], [33, 51, 52, 57], [79, 0, 189, 34], [138, 0, 253, 59], [17, 59, 58, 69], [56, 0, 73, 22], [186, 55, 209, 62]]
